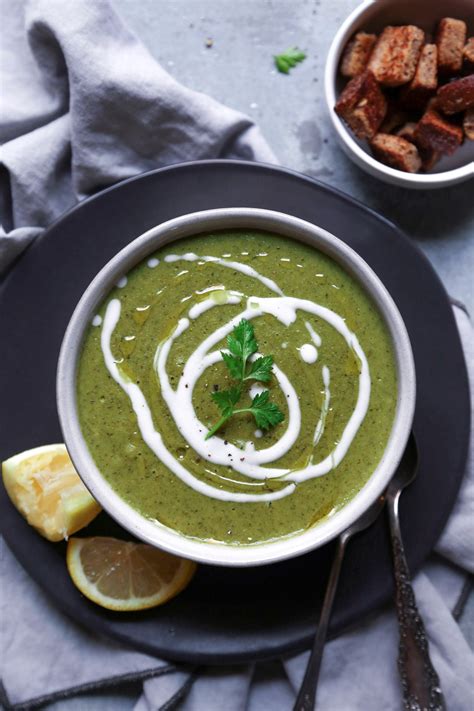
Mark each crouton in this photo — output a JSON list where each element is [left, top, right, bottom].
[[436, 18, 467, 74], [437, 75, 474, 114], [368, 25, 424, 86], [340, 32, 378, 77], [394, 122, 440, 170], [464, 107, 474, 140], [413, 44, 438, 90], [400, 44, 438, 109], [463, 37, 474, 70], [414, 108, 463, 155], [371, 133, 422, 172], [335, 70, 387, 139]]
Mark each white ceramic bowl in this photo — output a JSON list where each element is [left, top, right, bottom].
[[57, 208, 416, 566], [324, 0, 474, 189]]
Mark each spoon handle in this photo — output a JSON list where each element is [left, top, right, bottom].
[[293, 535, 348, 711], [387, 492, 445, 711]]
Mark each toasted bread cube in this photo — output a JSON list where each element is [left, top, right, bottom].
[[414, 109, 463, 155], [368, 25, 424, 86], [371, 134, 422, 172], [464, 107, 474, 140], [335, 70, 387, 139], [340, 32, 378, 77], [436, 18, 467, 74], [400, 44, 438, 109], [463, 37, 474, 70], [394, 122, 441, 170], [408, 43, 438, 90], [437, 75, 474, 114]]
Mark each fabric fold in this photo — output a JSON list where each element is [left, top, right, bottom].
[[0, 0, 275, 275], [0, 541, 174, 709], [139, 666, 254, 711]]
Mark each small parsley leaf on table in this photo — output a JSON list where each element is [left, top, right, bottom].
[[274, 47, 307, 74]]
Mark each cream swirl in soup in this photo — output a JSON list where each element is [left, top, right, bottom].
[[77, 231, 397, 544]]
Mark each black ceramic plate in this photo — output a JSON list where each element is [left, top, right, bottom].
[[0, 161, 470, 664]]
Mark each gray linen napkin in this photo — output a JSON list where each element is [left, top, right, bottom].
[[0, 0, 275, 272], [1, 1, 473, 710]]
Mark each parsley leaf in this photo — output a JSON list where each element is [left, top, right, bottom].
[[274, 47, 307, 74], [247, 390, 285, 430], [221, 321, 273, 383], [226, 319, 257, 380], [206, 388, 285, 439], [245, 355, 273, 382], [220, 351, 242, 380], [205, 319, 284, 439], [211, 386, 242, 416]]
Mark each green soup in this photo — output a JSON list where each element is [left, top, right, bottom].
[[77, 230, 397, 544]]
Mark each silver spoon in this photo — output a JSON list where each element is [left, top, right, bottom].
[[386, 433, 445, 710], [293, 493, 386, 711]]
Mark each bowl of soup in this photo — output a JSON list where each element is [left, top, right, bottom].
[[57, 208, 415, 566]]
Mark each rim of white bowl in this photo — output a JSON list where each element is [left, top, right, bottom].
[[57, 207, 416, 566], [324, 0, 474, 188]]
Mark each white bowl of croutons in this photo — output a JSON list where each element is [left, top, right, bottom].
[[325, 0, 474, 188]]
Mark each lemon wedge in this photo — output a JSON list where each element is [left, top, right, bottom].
[[67, 536, 196, 611], [2, 444, 101, 541]]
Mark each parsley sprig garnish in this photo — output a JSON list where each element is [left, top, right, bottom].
[[205, 319, 285, 440], [274, 47, 306, 74]]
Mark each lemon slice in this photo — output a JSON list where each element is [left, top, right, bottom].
[[67, 536, 197, 611], [2, 444, 101, 541]]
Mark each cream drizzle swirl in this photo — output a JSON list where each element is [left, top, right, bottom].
[[99, 254, 371, 502]]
